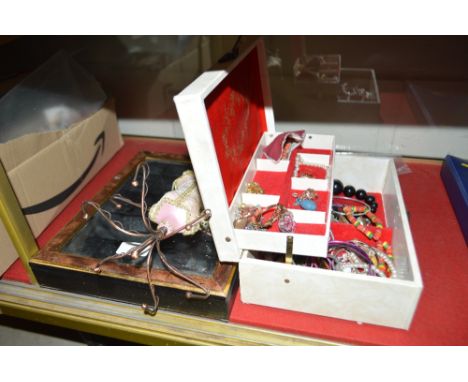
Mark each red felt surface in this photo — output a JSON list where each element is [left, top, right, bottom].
[[292, 148, 334, 156], [282, 223, 327, 236], [3, 139, 468, 345], [253, 171, 287, 195], [2, 258, 30, 284], [295, 165, 327, 179], [331, 223, 393, 246], [231, 161, 468, 345], [330, 194, 393, 252], [205, 47, 268, 205], [333, 193, 385, 224]]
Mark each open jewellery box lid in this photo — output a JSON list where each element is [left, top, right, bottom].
[[174, 38, 333, 263]]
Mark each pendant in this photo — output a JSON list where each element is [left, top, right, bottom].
[[278, 209, 296, 233], [296, 198, 317, 211]]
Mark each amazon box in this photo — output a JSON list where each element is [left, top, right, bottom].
[[0, 100, 123, 238]]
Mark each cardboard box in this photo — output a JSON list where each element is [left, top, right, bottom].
[[0, 100, 123, 238], [174, 38, 422, 329]]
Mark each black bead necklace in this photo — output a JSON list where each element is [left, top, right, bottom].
[[333, 179, 378, 213]]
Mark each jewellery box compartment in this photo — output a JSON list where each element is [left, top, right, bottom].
[[174, 38, 422, 329], [230, 132, 335, 257], [239, 154, 423, 329]]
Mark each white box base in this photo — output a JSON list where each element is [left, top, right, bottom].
[[239, 154, 423, 330]]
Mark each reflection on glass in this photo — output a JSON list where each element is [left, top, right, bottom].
[[1, 35, 467, 158]]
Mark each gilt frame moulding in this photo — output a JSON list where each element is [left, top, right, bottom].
[[0, 281, 339, 345]]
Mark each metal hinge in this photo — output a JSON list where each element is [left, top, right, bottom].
[[285, 235, 294, 264]]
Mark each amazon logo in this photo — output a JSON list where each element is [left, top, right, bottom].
[[22, 130, 106, 215]]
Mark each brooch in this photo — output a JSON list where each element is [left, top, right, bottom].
[[246, 181, 264, 194], [293, 188, 318, 211]]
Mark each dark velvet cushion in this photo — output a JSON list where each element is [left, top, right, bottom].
[[62, 158, 218, 277]]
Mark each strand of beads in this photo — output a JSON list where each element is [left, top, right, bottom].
[[294, 156, 330, 179], [343, 205, 394, 276], [333, 179, 378, 213], [352, 240, 397, 279], [305, 240, 396, 278], [327, 241, 384, 277], [332, 196, 371, 223]]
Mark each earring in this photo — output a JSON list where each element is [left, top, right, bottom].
[[293, 188, 318, 211], [278, 206, 296, 233]]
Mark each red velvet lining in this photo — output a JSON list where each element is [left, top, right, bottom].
[[250, 174, 328, 235], [205, 48, 268, 205], [294, 148, 333, 156], [295, 165, 327, 179], [268, 220, 327, 236], [253, 171, 287, 195], [281, 148, 332, 222], [330, 193, 390, 245], [249, 147, 333, 236], [331, 223, 393, 246], [332, 193, 386, 225]]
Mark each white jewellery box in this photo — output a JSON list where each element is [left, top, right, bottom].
[[174, 39, 423, 329]]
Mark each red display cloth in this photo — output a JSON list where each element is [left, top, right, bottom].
[[205, 48, 268, 205], [3, 138, 468, 345], [331, 193, 392, 246], [252, 147, 333, 236], [2, 258, 30, 284], [231, 161, 468, 345]]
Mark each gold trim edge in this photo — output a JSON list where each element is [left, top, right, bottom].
[[30, 257, 237, 298], [0, 281, 340, 346]]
